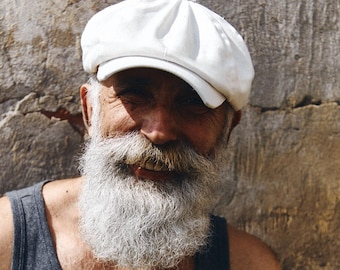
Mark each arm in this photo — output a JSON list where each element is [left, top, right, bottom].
[[0, 196, 14, 270], [228, 225, 281, 270]]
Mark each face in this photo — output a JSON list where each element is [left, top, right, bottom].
[[82, 68, 229, 180], [99, 68, 227, 149]]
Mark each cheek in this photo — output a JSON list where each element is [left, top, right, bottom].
[[99, 104, 138, 136], [184, 119, 225, 155]]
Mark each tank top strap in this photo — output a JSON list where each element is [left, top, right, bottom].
[[6, 181, 61, 270], [195, 215, 230, 270]]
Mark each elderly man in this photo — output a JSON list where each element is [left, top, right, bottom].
[[0, 0, 281, 269]]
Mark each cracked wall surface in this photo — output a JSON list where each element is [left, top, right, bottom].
[[0, 0, 339, 269]]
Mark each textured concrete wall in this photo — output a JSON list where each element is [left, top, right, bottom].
[[0, 0, 339, 269]]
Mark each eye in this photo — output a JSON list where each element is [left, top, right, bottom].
[[117, 87, 151, 105], [183, 96, 205, 106], [177, 95, 210, 114]]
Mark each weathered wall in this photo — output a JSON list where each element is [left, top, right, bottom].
[[0, 0, 339, 269]]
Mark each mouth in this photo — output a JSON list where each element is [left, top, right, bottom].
[[126, 160, 178, 181]]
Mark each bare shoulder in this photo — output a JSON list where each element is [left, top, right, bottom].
[[42, 177, 82, 220], [42, 177, 82, 204], [42, 177, 82, 233], [0, 195, 14, 270], [228, 224, 281, 270]]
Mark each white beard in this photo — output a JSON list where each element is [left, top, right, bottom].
[[78, 132, 228, 269]]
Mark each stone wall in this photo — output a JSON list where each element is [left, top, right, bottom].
[[0, 0, 339, 269]]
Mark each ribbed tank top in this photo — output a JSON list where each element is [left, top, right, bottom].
[[6, 181, 230, 269]]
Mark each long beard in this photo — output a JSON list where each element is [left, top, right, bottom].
[[78, 132, 227, 269]]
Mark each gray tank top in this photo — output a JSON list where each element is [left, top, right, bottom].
[[6, 181, 230, 270]]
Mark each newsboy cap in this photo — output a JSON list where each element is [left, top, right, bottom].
[[81, 0, 254, 110]]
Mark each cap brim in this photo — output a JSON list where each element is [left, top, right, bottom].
[[97, 56, 225, 109]]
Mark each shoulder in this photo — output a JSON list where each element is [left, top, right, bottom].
[[227, 224, 281, 270], [42, 177, 82, 221], [0, 178, 82, 270], [42, 177, 82, 204], [41, 177, 82, 236], [0, 195, 14, 270]]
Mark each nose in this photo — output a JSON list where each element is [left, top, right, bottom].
[[140, 106, 179, 145]]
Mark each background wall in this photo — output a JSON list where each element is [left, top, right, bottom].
[[0, 0, 339, 269]]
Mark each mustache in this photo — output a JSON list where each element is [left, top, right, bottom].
[[81, 132, 216, 177]]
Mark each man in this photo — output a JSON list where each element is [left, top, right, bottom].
[[0, 0, 281, 269]]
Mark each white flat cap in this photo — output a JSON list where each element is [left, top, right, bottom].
[[81, 0, 254, 110]]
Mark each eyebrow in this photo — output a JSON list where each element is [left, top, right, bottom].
[[113, 76, 154, 91], [113, 72, 196, 94]]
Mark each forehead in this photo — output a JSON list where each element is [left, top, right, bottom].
[[103, 68, 195, 92]]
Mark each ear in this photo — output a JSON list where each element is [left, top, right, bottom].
[[80, 84, 93, 136], [231, 110, 242, 130], [224, 110, 242, 144]]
